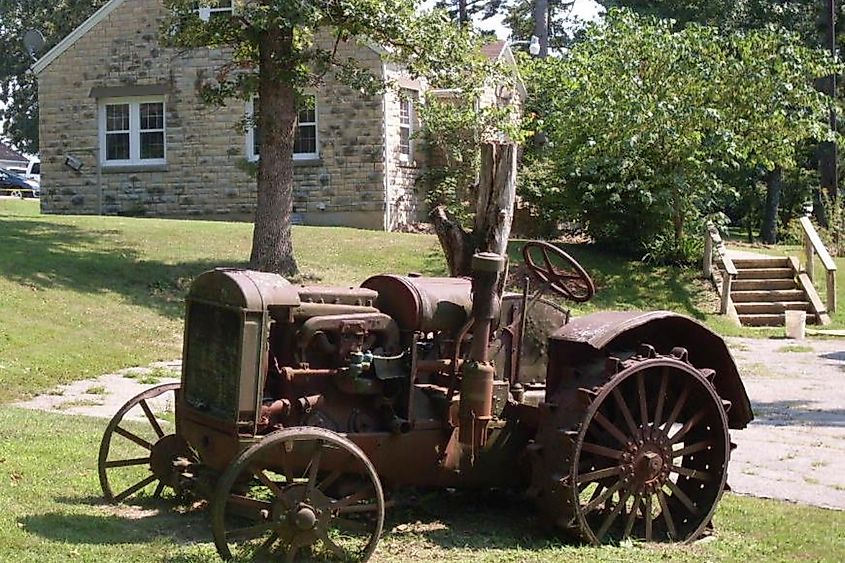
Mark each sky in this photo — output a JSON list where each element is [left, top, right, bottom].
[[421, 0, 604, 38]]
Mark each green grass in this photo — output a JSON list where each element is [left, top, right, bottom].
[[777, 345, 814, 353], [0, 407, 841, 563], [2, 200, 845, 561]]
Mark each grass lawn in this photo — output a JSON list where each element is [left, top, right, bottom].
[[2, 198, 844, 561]]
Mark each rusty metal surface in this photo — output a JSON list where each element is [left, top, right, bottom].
[[188, 268, 300, 310], [361, 275, 472, 333], [549, 311, 753, 429]]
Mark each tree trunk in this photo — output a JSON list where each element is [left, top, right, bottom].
[[760, 167, 783, 244], [249, 27, 299, 276], [431, 143, 518, 276]]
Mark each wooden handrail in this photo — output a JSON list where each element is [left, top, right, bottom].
[[704, 222, 737, 315], [799, 216, 837, 313]]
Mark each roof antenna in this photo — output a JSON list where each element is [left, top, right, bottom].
[[23, 29, 46, 61]]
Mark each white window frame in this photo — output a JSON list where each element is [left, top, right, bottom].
[[198, 0, 233, 22], [246, 95, 319, 162], [98, 96, 167, 167], [399, 89, 416, 162]]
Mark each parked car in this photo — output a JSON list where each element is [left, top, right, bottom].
[[0, 167, 38, 198], [25, 158, 40, 186]]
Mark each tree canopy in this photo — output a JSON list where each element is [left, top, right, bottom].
[[165, 0, 486, 275], [520, 9, 838, 261], [0, 0, 107, 153]]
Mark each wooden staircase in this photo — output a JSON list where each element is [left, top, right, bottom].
[[731, 257, 811, 327]]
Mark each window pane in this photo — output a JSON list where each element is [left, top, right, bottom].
[[140, 103, 164, 130], [298, 106, 316, 124], [140, 131, 165, 160], [106, 133, 130, 160], [106, 104, 129, 132], [400, 128, 410, 155], [253, 123, 262, 156], [294, 125, 317, 155]]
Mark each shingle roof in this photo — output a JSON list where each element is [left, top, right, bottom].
[[0, 141, 28, 164], [481, 40, 507, 60]]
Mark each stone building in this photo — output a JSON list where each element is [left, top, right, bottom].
[[33, 0, 523, 230]]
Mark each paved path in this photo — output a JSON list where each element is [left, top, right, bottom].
[[727, 337, 845, 510]]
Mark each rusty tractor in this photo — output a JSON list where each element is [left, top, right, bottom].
[[98, 241, 752, 561]]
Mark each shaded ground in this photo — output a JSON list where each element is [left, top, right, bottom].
[[14, 336, 845, 511], [728, 337, 845, 510]]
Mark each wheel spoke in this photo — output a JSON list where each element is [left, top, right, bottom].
[[321, 532, 347, 558], [612, 387, 639, 436], [576, 465, 623, 485], [334, 517, 371, 534], [252, 468, 286, 501], [669, 409, 708, 445], [666, 480, 700, 515], [333, 484, 375, 510], [280, 444, 298, 483], [114, 474, 157, 503], [593, 411, 630, 446], [225, 521, 277, 541], [672, 440, 712, 458], [662, 385, 690, 433], [114, 426, 153, 450], [596, 488, 632, 541], [255, 532, 280, 558], [582, 480, 624, 515], [104, 457, 150, 468], [643, 494, 653, 541], [581, 442, 624, 460], [139, 399, 165, 439], [654, 370, 668, 427], [637, 372, 649, 428], [152, 481, 165, 499], [671, 465, 714, 482], [307, 440, 324, 491], [656, 489, 677, 540], [227, 494, 273, 515], [317, 468, 344, 492], [622, 493, 641, 539]]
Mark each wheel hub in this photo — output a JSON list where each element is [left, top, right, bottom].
[[149, 434, 189, 487], [621, 433, 672, 493], [290, 504, 319, 530]]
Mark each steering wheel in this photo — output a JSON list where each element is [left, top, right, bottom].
[[521, 241, 596, 303]]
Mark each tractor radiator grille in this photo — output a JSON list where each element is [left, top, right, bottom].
[[183, 302, 241, 421]]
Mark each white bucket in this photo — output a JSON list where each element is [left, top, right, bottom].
[[784, 310, 806, 340]]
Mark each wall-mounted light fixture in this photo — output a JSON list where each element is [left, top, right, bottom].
[[65, 155, 83, 171]]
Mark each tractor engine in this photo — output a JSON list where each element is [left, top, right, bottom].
[[256, 274, 477, 436]]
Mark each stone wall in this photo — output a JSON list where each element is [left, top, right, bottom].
[[36, 0, 393, 229]]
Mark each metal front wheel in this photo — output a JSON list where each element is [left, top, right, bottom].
[[532, 347, 731, 544], [98, 382, 185, 503], [212, 426, 385, 562]]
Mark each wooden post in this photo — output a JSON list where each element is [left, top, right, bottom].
[[474, 143, 517, 257], [805, 232, 816, 281], [432, 142, 518, 276], [720, 274, 733, 315], [828, 270, 837, 313], [703, 224, 713, 279]]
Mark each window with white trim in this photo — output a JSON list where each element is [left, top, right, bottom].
[[198, 0, 233, 21], [246, 95, 319, 161], [99, 98, 166, 166], [399, 89, 416, 161]]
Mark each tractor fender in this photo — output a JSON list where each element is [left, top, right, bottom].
[[548, 311, 753, 429]]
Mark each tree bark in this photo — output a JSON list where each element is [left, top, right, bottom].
[[431, 143, 518, 276], [249, 26, 299, 276], [760, 167, 783, 244]]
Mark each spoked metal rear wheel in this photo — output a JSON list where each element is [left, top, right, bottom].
[[98, 382, 187, 503], [212, 427, 384, 562], [533, 346, 731, 544]]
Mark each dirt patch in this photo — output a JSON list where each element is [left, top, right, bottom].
[[727, 336, 845, 510], [14, 361, 180, 420]]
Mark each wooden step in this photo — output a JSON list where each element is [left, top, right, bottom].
[[738, 313, 785, 327], [733, 301, 810, 314], [732, 278, 797, 291], [736, 267, 795, 280], [732, 257, 791, 269], [731, 289, 806, 302]]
